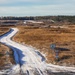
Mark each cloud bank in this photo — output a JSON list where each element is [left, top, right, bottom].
[[0, 0, 75, 16]]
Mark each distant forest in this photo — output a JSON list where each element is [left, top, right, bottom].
[[0, 16, 75, 24]]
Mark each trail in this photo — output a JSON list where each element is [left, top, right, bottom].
[[0, 28, 75, 75]]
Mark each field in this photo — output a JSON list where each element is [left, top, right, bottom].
[[0, 27, 9, 35], [14, 25, 75, 66], [0, 26, 15, 70], [0, 24, 75, 69]]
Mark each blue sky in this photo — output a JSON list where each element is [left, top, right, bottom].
[[0, 0, 75, 16]]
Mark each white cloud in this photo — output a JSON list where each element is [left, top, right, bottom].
[[0, 4, 75, 16], [0, 0, 9, 4], [0, 0, 45, 4], [0, 0, 75, 5], [0, 0, 75, 16]]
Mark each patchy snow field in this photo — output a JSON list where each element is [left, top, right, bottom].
[[0, 28, 75, 75]]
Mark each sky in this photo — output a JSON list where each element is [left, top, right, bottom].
[[0, 0, 75, 16]]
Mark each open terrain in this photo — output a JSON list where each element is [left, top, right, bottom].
[[0, 26, 15, 70], [0, 27, 9, 35], [0, 19, 75, 75], [0, 28, 75, 75], [14, 25, 75, 66]]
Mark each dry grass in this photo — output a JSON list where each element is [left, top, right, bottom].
[[0, 27, 10, 35], [0, 26, 15, 70], [0, 44, 15, 69], [14, 25, 75, 66]]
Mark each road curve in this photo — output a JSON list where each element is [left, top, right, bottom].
[[0, 28, 75, 75]]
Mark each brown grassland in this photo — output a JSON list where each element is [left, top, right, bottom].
[[14, 25, 75, 66], [0, 24, 75, 69], [0, 26, 15, 70], [0, 27, 9, 35]]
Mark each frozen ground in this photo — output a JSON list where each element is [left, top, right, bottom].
[[0, 28, 75, 75]]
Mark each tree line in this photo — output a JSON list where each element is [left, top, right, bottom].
[[0, 16, 75, 24]]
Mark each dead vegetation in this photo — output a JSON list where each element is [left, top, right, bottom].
[[0, 27, 10, 35], [0, 26, 15, 70], [14, 25, 75, 66]]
